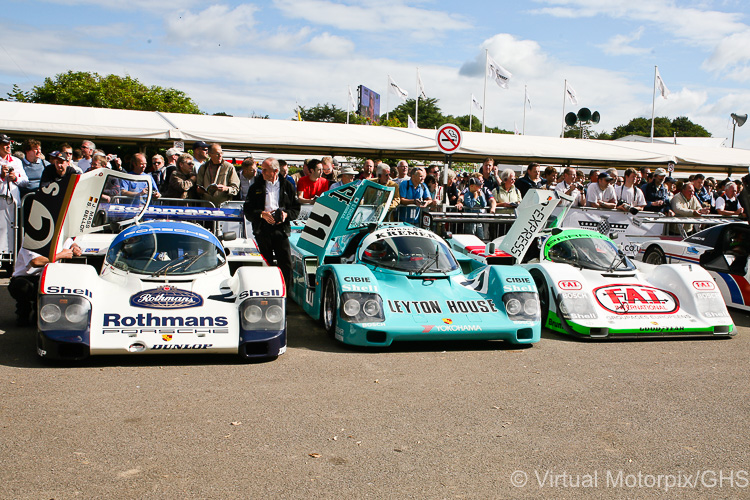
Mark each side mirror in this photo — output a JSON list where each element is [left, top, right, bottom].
[[221, 231, 237, 241]]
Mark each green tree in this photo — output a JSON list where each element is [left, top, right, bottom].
[[609, 116, 709, 140], [7, 71, 202, 114], [386, 97, 443, 129]]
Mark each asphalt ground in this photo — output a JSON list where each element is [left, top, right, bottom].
[[0, 277, 748, 499]]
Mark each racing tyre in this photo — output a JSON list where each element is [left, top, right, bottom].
[[643, 246, 666, 265], [322, 276, 339, 338], [531, 271, 549, 327]]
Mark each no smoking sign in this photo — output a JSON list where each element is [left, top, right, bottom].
[[436, 123, 463, 154]]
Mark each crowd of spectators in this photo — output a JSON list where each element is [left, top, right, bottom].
[[3, 134, 749, 275]]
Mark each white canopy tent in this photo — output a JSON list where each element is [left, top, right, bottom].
[[1, 101, 749, 173]]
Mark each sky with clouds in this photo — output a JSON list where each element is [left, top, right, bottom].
[[3, 0, 750, 148]]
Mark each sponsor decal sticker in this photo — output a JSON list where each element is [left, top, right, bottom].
[[692, 280, 715, 290], [130, 286, 203, 309], [422, 324, 482, 333], [558, 280, 582, 290], [594, 284, 679, 315], [443, 318, 453, 325], [162, 335, 173, 342]]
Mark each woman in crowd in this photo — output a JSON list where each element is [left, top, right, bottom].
[[493, 169, 523, 215]]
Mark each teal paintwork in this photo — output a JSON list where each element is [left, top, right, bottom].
[[288, 182, 541, 347]]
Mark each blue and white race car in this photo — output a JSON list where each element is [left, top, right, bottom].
[[639, 222, 750, 312], [288, 180, 541, 347], [34, 169, 286, 361]]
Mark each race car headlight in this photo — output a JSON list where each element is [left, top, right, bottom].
[[557, 291, 598, 321], [240, 298, 285, 330], [696, 292, 731, 319], [343, 299, 361, 317], [340, 293, 384, 323], [503, 292, 540, 322], [40, 304, 62, 323], [39, 295, 91, 331]]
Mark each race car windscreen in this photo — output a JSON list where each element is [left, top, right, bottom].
[[547, 237, 635, 271], [106, 232, 226, 275], [346, 186, 391, 231], [361, 236, 458, 273]]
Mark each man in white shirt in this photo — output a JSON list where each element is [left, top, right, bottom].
[[615, 168, 646, 214], [0, 134, 28, 259], [715, 182, 744, 216], [554, 167, 586, 207], [586, 172, 617, 209], [9, 242, 82, 326], [78, 140, 95, 172]]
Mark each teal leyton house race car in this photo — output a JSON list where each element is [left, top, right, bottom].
[[450, 189, 734, 339], [288, 180, 541, 347]]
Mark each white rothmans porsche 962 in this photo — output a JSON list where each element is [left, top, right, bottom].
[[30, 169, 286, 362]]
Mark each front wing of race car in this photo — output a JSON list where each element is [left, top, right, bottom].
[[528, 262, 734, 339], [37, 264, 287, 360], [304, 263, 541, 346]]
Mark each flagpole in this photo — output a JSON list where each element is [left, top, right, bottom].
[[523, 85, 527, 135], [347, 85, 351, 125], [386, 75, 390, 122], [469, 95, 473, 131], [561, 79, 567, 138], [482, 49, 488, 133], [650, 65, 657, 143], [415, 68, 420, 128]]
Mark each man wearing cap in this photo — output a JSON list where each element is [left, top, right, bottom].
[[159, 147, 181, 191], [196, 143, 239, 206], [586, 172, 617, 209], [0, 134, 28, 260], [643, 168, 673, 215], [329, 166, 358, 190], [40, 150, 77, 187], [192, 141, 210, 172]]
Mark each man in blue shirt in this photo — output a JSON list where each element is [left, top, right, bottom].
[[397, 167, 431, 225], [20, 138, 48, 196], [121, 153, 161, 203]]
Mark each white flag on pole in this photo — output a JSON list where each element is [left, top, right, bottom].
[[417, 68, 426, 99], [407, 115, 416, 129], [471, 93, 483, 112], [565, 81, 578, 105], [655, 68, 670, 99], [486, 54, 512, 89], [348, 85, 356, 109], [526, 91, 532, 110], [388, 75, 408, 102]]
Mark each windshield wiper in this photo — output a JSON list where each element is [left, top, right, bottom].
[[150, 253, 204, 277], [607, 250, 627, 272], [415, 249, 439, 275]]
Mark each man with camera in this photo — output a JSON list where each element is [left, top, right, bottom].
[[614, 168, 646, 214], [244, 157, 300, 285], [554, 167, 586, 207]]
